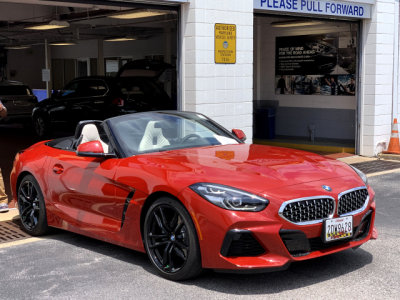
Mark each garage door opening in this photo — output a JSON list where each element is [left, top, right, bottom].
[[0, 0, 180, 206], [2, 2, 178, 102], [254, 14, 360, 154]]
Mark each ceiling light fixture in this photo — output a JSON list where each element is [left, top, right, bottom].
[[25, 20, 70, 30], [50, 41, 76, 46], [108, 9, 169, 19], [271, 20, 323, 28], [104, 37, 137, 42], [4, 45, 31, 50]]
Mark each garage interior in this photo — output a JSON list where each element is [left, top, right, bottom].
[[0, 0, 179, 206], [254, 14, 359, 154], [0, 0, 178, 100]]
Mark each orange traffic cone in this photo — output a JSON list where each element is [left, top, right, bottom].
[[383, 118, 400, 154]]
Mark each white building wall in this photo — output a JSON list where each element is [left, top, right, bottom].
[[360, 0, 398, 156], [181, 0, 254, 139]]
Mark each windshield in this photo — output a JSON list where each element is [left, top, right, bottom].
[[107, 112, 240, 156]]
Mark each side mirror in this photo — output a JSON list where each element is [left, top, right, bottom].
[[76, 141, 115, 158], [232, 129, 246, 142]]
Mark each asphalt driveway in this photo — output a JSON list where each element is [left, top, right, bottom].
[[0, 170, 398, 299]]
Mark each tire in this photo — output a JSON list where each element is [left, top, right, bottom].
[[143, 197, 202, 281], [17, 175, 49, 236], [33, 114, 50, 138]]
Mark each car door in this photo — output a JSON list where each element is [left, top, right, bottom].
[[48, 80, 80, 127], [46, 150, 124, 232], [71, 79, 110, 121]]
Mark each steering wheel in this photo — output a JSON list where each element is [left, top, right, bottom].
[[181, 134, 202, 144]]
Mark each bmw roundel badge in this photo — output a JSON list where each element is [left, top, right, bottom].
[[322, 185, 332, 192]]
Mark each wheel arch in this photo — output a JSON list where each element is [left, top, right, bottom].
[[140, 191, 179, 239], [16, 171, 47, 206], [16, 171, 34, 194], [32, 107, 49, 119]]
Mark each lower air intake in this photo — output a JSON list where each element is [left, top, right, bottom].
[[220, 230, 265, 257]]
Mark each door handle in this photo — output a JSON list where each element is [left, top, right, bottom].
[[53, 164, 64, 174]]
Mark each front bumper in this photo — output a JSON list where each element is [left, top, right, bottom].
[[179, 182, 376, 271]]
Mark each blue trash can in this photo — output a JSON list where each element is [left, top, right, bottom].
[[254, 107, 276, 139]]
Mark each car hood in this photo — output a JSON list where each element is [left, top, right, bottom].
[[130, 144, 361, 194], [36, 97, 51, 106]]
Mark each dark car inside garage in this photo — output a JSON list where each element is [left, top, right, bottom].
[[0, 0, 179, 208]]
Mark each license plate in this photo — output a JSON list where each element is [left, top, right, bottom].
[[324, 216, 353, 242]]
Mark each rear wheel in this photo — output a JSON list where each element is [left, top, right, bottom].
[[17, 175, 49, 236], [143, 197, 202, 281]]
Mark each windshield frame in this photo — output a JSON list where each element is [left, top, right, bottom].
[[105, 111, 243, 158]]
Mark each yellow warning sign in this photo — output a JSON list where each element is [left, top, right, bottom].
[[215, 23, 236, 64]]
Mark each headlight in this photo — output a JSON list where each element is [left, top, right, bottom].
[[350, 165, 368, 185], [190, 183, 269, 212]]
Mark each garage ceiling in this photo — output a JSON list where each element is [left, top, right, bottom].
[[0, 0, 177, 48]]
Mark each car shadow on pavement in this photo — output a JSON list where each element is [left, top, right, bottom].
[[186, 248, 373, 294], [43, 227, 373, 293], [42, 229, 158, 274]]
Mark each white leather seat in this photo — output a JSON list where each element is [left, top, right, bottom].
[[138, 121, 170, 152], [79, 124, 109, 153]]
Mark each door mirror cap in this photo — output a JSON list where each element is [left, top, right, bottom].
[[232, 129, 246, 142], [76, 141, 115, 158]]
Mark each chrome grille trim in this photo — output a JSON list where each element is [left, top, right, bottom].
[[278, 196, 336, 225], [338, 186, 369, 217]]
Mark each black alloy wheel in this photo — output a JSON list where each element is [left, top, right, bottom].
[[144, 197, 202, 281], [17, 175, 49, 236]]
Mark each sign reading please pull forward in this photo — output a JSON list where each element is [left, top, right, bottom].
[[254, 0, 371, 19]]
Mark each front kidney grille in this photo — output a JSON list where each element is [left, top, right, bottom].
[[338, 188, 369, 216], [280, 197, 335, 224]]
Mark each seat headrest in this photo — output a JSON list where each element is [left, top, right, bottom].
[[81, 124, 101, 144], [138, 120, 170, 152], [74, 120, 102, 139]]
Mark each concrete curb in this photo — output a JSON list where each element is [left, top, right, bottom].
[[378, 153, 400, 161], [0, 208, 19, 222], [336, 155, 378, 164]]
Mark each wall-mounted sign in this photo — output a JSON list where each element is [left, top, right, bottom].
[[215, 23, 236, 64], [254, 0, 371, 19], [106, 60, 119, 73], [42, 69, 50, 82], [275, 33, 357, 96]]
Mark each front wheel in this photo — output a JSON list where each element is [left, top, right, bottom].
[[33, 114, 50, 138], [17, 175, 49, 236], [143, 197, 202, 281]]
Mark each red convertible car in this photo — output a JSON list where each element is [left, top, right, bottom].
[[10, 111, 377, 280]]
